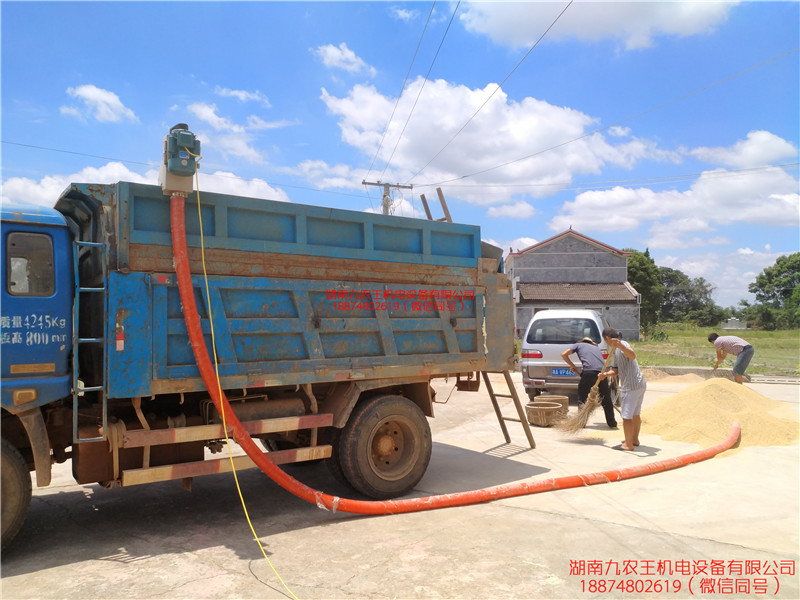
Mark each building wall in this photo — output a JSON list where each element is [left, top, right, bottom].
[[509, 233, 641, 341], [509, 237, 628, 284], [516, 302, 641, 341]]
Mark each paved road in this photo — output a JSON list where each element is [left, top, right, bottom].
[[1, 374, 798, 599]]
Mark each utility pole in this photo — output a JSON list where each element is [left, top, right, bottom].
[[362, 180, 413, 215]]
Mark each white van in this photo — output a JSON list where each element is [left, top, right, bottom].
[[520, 309, 614, 401]]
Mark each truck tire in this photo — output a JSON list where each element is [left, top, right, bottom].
[[325, 427, 349, 485], [338, 395, 432, 500], [2, 437, 32, 550]]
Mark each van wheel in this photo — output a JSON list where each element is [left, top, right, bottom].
[[338, 395, 431, 500], [2, 438, 32, 550]]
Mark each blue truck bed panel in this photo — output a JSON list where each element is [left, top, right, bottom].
[[53, 182, 513, 399], [107, 271, 486, 397], [58, 182, 482, 269]]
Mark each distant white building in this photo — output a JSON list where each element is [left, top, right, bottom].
[[722, 317, 748, 330]]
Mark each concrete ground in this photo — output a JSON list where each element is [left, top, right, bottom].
[[1, 373, 798, 599]]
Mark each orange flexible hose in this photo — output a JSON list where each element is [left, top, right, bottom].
[[170, 194, 741, 515]]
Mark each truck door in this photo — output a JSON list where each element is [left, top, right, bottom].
[[1, 216, 73, 411]]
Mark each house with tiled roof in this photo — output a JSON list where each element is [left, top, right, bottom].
[[505, 229, 641, 340]]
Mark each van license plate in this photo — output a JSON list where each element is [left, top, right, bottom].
[[551, 368, 574, 377]]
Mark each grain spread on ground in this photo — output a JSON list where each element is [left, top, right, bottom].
[[642, 378, 799, 448]]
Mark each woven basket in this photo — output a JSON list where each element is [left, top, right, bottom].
[[535, 395, 569, 416], [525, 401, 564, 427]]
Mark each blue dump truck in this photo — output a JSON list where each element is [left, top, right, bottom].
[[1, 179, 515, 548]]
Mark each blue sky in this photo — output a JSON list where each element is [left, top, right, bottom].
[[2, 1, 798, 308]]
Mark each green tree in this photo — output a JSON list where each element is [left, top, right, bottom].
[[659, 266, 693, 322], [659, 267, 724, 325], [684, 277, 726, 326], [625, 249, 664, 328], [748, 253, 800, 308]]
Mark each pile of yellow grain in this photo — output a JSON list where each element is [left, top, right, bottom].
[[643, 378, 799, 448]]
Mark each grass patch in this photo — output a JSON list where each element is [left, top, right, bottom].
[[636, 327, 800, 376], [514, 326, 800, 376]]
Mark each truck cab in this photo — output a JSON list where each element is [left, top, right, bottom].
[[2, 202, 74, 548], [1, 203, 74, 412]]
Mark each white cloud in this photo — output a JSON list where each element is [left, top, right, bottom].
[[659, 247, 790, 307], [1, 163, 155, 208], [61, 84, 138, 123], [608, 126, 631, 137], [188, 102, 245, 133], [391, 8, 418, 23], [319, 78, 676, 205], [507, 237, 538, 255], [294, 158, 366, 191], [460, 2, 735, 50], [487, 201, 535, 219], [647, 217, 714, 250], [483, 236, 538, 255], [0, 163, 289, 207], [314, 43, 377, 77], [213, 134, 265, 164], [59, 106, 83, 120], [246, 115, 294, 130], [200, 171, 290, 202], [187, 103, 266, 163], [690, 130, 798, 168], [214, 86, 271, 107], [708, 236, 730, 246], [550, 159, 799, 233]]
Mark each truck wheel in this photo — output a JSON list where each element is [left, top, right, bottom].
[[2, 438, 32, 550], [325, 427, 349, 485], [338, 395, 432, 500]]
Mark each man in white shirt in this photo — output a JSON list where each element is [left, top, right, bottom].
[[598, 328, 646, 451]]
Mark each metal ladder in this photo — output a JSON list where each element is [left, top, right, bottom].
[[481, 371, 536, 449], [418, 191, 534, 448], [72, 240, 108, 442]]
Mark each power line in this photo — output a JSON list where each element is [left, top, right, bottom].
[[365, 1, 437, 180], [0, 139, 374, 202], [412, 162, 799, 193], [378, 0, 462, 182], [406, 0, 574, 183], [421, 46, 800, 187], [1, 140, 155, 167]]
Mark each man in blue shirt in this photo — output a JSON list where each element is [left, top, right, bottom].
[[561, 338, 617, 428]]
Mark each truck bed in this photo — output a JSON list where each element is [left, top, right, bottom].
[[57, 182, 514, 399]]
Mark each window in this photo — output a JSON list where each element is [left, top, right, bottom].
[[526, 318, 601, 344], [6, 232, 55, 296]]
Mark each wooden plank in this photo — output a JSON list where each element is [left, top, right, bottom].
[[129, 244, 479, 286], [122, 413, 333, 448], [120, 445, 332, 486]]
